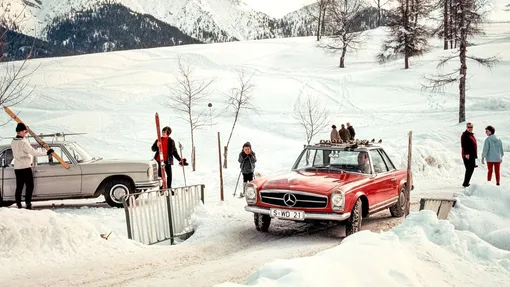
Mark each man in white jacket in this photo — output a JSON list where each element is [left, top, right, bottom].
[[11, 123, 54, 209]]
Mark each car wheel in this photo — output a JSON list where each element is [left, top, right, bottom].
[[346, 198, 362, 236], [104, 179, 134, 208], [254, 213, 271, 232], [389, 185, 407, 217]]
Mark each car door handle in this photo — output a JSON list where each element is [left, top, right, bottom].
[[391, 178, 397, 181], [36, 169, 46, 172]]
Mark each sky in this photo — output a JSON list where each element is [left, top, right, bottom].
[[242, 0, 316, 18]]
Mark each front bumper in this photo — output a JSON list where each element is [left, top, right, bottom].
[[135, 180, 160, 190], [245, 205, 351, 221]]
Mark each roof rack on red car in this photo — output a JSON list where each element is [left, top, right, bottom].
[[313, 138, 383, 148]]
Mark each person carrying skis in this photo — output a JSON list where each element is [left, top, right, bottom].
[[151, 126, 188, 189], [11, 123, 54, 209], [238, 142, 256, 197]]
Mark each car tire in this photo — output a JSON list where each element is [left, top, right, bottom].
[[346, 198, 362, 236], [104, 179, 135, 208], [254, 213, 271, 232], [389, 185, 407, 217]]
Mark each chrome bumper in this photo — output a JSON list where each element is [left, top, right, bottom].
[[135, 180, 160, 189], [245, 206, 351, 221]]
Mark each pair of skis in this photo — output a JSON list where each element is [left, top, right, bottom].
[[2, 105, 69, 169], [155, 113, 186, 190]]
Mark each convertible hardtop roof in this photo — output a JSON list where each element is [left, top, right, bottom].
[[305, 139, 383, 150]]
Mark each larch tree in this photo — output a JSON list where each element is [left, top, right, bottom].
[[376, 0, 433, 69], [423, 0, 499, 123]]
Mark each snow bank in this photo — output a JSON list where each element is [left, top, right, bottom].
[[0, 208, 144, 276], [449, 183, 510, 251], [216, 184, 510, 287]]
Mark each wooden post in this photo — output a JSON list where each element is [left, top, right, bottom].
[[405, 130, 413, 217], [217, 132, 224, 201]]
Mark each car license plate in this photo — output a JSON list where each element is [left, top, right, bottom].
[[269, 208, 305, 221]]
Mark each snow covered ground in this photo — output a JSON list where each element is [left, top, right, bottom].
[[1, 2, 510, 286]]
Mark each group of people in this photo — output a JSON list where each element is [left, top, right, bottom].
[[331, 122, 356, 142], [151, 126, 256, 197], [461, 122, 504, 187]]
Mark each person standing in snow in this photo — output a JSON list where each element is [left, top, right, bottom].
[[330, 125, 340, 142], [151, 126, 188, 189], [11, 123, 54, 209], [481, 125, 504, 186], [339, 124, 351, 142], [238, 142, 256, 197], [461, 122, 478, 187], [346, 122, 356, 140]]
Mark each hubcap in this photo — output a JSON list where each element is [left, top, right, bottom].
[[400, 189, 406, 209], [111, 184, 128, 202]]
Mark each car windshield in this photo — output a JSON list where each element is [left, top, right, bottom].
[[292, 148, 372, 174], [64, 142, 94, 163]]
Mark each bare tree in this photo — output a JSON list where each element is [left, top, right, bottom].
[[0, 2, 37, 124], [376, 0, 433, 69], [293, 90, 329, 146], [422, 0, 498, 123], [373, 0, 390, 27], [320, 0, 366, 68], [303, 0, 332, 41], [223, 70, 257, 169], [166, 56, 214, 171]]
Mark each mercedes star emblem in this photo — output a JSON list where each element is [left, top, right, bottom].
[[283, 193, 297, 207]]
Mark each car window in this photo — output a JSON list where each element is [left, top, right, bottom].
[[65, 144, 84, 162], [36, 146, 72, 165], [313, 150, 325, 166], [0, 149, 14, 167], [378, 149, 396, 170], [370, 150, 389, 173]]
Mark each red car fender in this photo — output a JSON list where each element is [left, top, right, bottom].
[[344, 191, 367, 212]]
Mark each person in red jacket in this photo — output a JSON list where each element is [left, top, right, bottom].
[[151, 126, 188, 189], [460, 122, 478, 187]]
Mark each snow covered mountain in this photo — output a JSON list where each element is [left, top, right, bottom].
[[4, 0, 382, 44]]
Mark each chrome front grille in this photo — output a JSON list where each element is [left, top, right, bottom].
[[260, 190, 328, 208]]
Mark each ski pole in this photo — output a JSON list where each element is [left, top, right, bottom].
[[233, 171, 241, 197], [178, 142, 187, 186]]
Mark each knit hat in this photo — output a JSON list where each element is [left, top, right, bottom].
[[16, 122, 27, 132], [243, 142, 251, 148]]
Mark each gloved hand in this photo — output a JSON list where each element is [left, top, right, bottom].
[[46, 148, 54, 155], [179, 158, 189, 166]]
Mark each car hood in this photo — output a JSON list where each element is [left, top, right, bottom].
[[258, 169, 370, 196], [83, 158, 153, 171]]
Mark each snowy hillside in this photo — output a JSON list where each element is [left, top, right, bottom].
[[0, 1, 510, 286]]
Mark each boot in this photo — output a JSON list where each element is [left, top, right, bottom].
[[240, 182, 246, 197]]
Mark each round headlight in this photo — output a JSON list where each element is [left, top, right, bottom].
[[245, 183, 257, 203], [332, 193, 343, 205]]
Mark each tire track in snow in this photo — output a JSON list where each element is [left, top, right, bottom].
[[12, 205, 417, 287]]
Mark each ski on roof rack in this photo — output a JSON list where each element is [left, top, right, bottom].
[[310, 138, 383, 148]]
